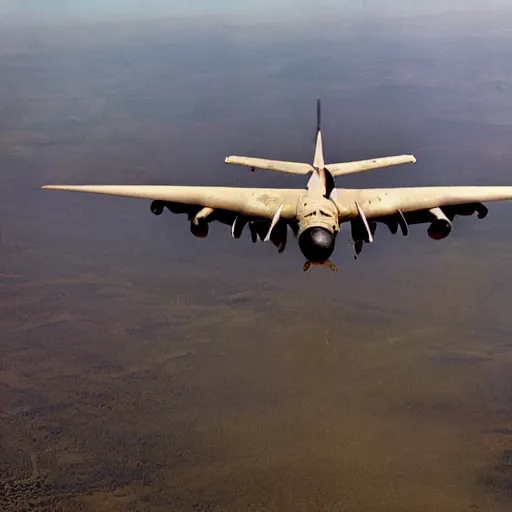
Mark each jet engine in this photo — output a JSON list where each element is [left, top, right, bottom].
[[453, 202, 488, 219], [190, 219, 209, 238], [150, 200, 164, 215], [427, 207, 452, 240], [189, 207, 214, 238]]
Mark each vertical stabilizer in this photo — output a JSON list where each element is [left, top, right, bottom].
[[313, 99, 324, 169]]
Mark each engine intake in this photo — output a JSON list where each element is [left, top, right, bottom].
[[427, 207, 452, 240]]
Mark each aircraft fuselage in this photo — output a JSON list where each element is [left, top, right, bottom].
[[296, 192, 339, 263]]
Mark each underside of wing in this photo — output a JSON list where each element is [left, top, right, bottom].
[[225, 156, 313, 175], [42, 185, 302, 220], [326, 155, 417, 177], [338, 185, 512, 258], [335, 186, 512, 219]]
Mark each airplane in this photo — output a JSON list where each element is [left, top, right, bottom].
[[42, 100, 512, 272]]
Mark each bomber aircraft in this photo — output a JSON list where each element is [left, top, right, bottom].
[[43, 100, 512, 272]]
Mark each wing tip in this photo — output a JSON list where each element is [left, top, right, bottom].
[[42, 185, 89, 192], [42, 185, 72, 190], [225, 155, 240, 164]]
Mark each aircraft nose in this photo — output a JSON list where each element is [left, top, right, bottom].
[[298, 227, 335, 262]]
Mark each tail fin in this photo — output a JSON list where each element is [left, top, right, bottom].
[[313, 99, 324, 169]]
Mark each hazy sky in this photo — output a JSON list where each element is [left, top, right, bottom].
[[1, 0, 510, 25]]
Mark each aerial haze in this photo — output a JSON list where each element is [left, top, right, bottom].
[[1, 0, 512, 25], [2, 3, 512, 511]]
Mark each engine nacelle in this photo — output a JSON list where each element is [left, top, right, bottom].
[[150, 200, 164, 215], [190, 219, 209, 238], [454, 202, 488, 219], [427, 207, 452, 240]]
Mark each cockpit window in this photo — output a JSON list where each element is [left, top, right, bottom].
[[304, 211, 317, 218], [319, 210, 331, 217]]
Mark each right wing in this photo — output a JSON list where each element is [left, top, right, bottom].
[[326, 155, 417, 177], [225, 156, 313, 175], [335, 186, 512, 252], [334, 186, 512, 219], [41, 184, 301, 220]]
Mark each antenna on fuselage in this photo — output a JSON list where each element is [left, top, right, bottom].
[[316, 98, 321, 134], [313, 98, 324, 169]]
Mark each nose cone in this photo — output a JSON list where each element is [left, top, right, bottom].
[[298, 227, 335, 262]]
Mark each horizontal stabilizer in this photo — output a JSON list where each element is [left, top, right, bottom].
[[326, 154, 417, 177], [225, 156, 313, 175]]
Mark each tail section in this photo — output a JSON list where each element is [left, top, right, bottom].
[[225, 98, 416, 179], [308, 99, 331, 196]]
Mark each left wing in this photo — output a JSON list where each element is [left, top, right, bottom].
[[42, 185, 302, 220], [334, 186, 512, 219]]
